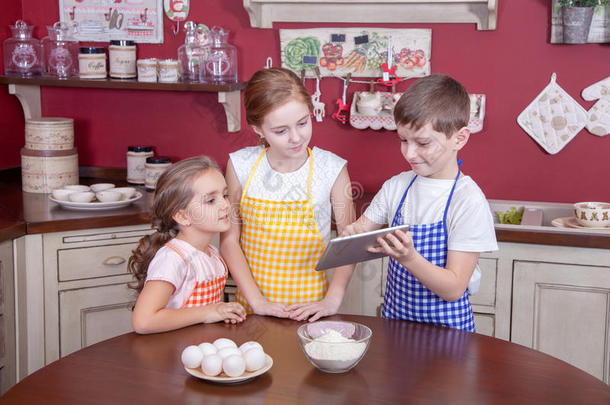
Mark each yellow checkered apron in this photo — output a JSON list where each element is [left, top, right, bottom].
[[236, 148, 327, 312]]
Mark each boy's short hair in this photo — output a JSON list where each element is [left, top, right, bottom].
[[393, 73, 470, 137]]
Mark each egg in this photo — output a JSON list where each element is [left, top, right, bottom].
[[201, 354, 223, 377], [213, 337, 237, 351], [198, 342, 218, 356], [239, 341, 263, 354], [181, 345, 203, 369], [217, 347, 242, 359], [223, 354, 246, 377], [243, 348, 266, 372]]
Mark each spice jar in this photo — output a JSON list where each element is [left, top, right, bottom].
[[109, 40, 136, 79], [126, 145, 153, 185], [145, 156, 171, 191], [79, 47, 106, 79]]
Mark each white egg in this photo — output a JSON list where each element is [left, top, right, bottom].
[[217, 347, 241, 359], [243, 348, 266, 372], [201, 354, 223, 377], [223, 354, 246, 377], [181, 345, 203, 369], [198, 342, 218, 357], [213, 337, 237, 351], [239, 341, 263, 354]]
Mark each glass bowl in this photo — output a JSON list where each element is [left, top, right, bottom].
[[297, 320, 372, 373]]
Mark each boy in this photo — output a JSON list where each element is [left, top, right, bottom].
[[344, 74, 497, 331]]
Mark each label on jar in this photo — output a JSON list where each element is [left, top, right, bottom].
[[145, 162, 171, 190], [109, 45, 136, 79], [79, 54, 107, 79], [127, 151, 154, 184]]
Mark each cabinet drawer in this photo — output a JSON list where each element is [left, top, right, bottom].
[[58, 242, 137, 281]]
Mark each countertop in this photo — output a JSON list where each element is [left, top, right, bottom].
[[1, 167, 610, 248]]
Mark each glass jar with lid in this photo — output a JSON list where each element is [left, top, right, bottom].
[[145, 156, 172, 191], [199, 26, 237, 84], [109, 40, 136, 79], [79, 47, 106, 79], [177, 21, 209, 82], [126, 145, 154, 185], [42, 21, 80, 79], [3, 20, 43, 77]]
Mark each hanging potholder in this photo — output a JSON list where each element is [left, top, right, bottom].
[[586, 98, 610, 137], [517, 73, 587, 154], [581, 76, 610, 101]]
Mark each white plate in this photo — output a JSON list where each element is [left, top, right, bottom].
[[184, 354, 273, 384], [551, 216, 610, 230], [49, 192, 143, 210]]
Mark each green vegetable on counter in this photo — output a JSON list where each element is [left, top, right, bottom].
[[496, 207, 524, 225]]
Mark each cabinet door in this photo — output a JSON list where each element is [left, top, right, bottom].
[[0, 240, 16, 395], [512, 260, 610, 384], [336, 259, 383, 316], [59, 283, 138, 357]]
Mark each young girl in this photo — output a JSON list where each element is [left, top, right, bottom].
[[220, 67, 356, 322], [129, 155, 246, 334]]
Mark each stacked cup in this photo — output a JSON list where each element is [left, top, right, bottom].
[[20, 117, 79, 193]]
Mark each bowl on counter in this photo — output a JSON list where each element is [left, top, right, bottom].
[[68, 191, 96, 203], [96, 190, 123, 202], [573, 202, 610, 228], [90, 183, 115, 192], [113, 187, 136, 199], [64, 184, 90, 192], [51, 188, 75, 201], [297, 321, 372, 373]]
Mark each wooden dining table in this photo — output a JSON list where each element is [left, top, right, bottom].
[[2, 314, 609, 404]]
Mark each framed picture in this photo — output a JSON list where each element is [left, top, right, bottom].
[[59, 0, 164, 44], [280, 28, 431, 78], [550, 0, 610, 43]]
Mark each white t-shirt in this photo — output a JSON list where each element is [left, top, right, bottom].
[[229, 145, 347, 244], [145, 239, 226, 309], [364, 171, 498, 294]]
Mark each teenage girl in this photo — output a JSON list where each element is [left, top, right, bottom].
[[129, 156, 246, 334], [220, 67, 356, 322]]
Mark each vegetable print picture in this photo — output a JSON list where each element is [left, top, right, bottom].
[[280, 28, 431, 78]]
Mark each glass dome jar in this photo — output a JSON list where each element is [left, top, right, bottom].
[[3, 20, 43, 77], [177, 21, 209, 82], [42, 22, 80, 79], [199, 26, 237, 85]]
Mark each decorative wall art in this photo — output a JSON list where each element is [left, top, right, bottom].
[[517, 73, 588, 154], [59, 0, 164, 43], [280, 28, 431, 78], [550, 0, 610, 44]]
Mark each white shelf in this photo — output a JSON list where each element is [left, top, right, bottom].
[[243, 0, 498, 30]]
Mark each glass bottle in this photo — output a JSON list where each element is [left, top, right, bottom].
[[200, 26, 237, 85], [3, 20, 43, 77], [42, 22, 80, 79], [177, 21, 209, 82]]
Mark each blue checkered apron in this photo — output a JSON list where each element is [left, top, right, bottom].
[[381, 171, 475, 332]]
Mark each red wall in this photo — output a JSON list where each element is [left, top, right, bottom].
[[1, 1, 609, 203]]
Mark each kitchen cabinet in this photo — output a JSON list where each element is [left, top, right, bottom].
[[244, 0, 498, 30], [0, 76, 246, 133], [14, 224, 153, 377], [509, 242, 610, 384], [0, 240, 16, 395]]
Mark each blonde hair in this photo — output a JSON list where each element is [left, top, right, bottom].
[[128, 155, 220, 292], [393, 73, 470, 137]]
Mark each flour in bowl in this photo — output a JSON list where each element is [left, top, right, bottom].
[[304, 330, 366, 361]]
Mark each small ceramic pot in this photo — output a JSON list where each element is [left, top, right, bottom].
[[69, 191, 95, 203], [90, 183, 115, 192], [574, 202, 610, 228], [96, 190, 122, 202], [52, 188, 75, 201], [113, 187, 136, 199]]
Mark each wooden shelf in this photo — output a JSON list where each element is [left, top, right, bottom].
[[0, 76, 246, 132], [243, 0, 498, 31]]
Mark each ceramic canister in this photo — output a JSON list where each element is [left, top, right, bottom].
[[145, 156, 171, 190], [21, 148, 79, 193], [25, 117, 74, 150]]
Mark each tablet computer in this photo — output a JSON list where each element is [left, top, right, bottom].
[[315, 224, 410, 271]]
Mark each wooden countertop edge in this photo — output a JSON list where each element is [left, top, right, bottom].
[[0, 222, 27, 242], [495, 229, 610, 249], [25, 213, 151, 234]]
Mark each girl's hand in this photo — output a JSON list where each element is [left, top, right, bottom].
[[205, 302, 247, 324], [286, 295, 342, 322], [369, 229, 416, 263], [340, 222, 367, 237], [251, 300, 290, 318]]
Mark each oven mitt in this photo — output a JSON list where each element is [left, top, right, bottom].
[[517, 73, 587, 154], [581, 76, 610, 101], [586, 98, 610, 136]]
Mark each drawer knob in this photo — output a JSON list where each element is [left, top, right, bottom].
[[103, 256, 126, 266]]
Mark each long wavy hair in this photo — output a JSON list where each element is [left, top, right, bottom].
[[128, 155, 220, 292]]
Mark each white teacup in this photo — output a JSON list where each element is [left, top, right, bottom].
[[69, 191, 95, 203], [52, 188, 75, 201], [65, 185, 90, 192], [90, 183, 115, 192], [96, 190, 122, 202], [113, 187, 136, 199]]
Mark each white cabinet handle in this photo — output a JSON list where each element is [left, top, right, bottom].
[[103, 256, 126, 266]]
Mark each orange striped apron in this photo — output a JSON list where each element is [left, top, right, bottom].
[[236, 148, 327, 312], [164, 242, 228, 308]]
